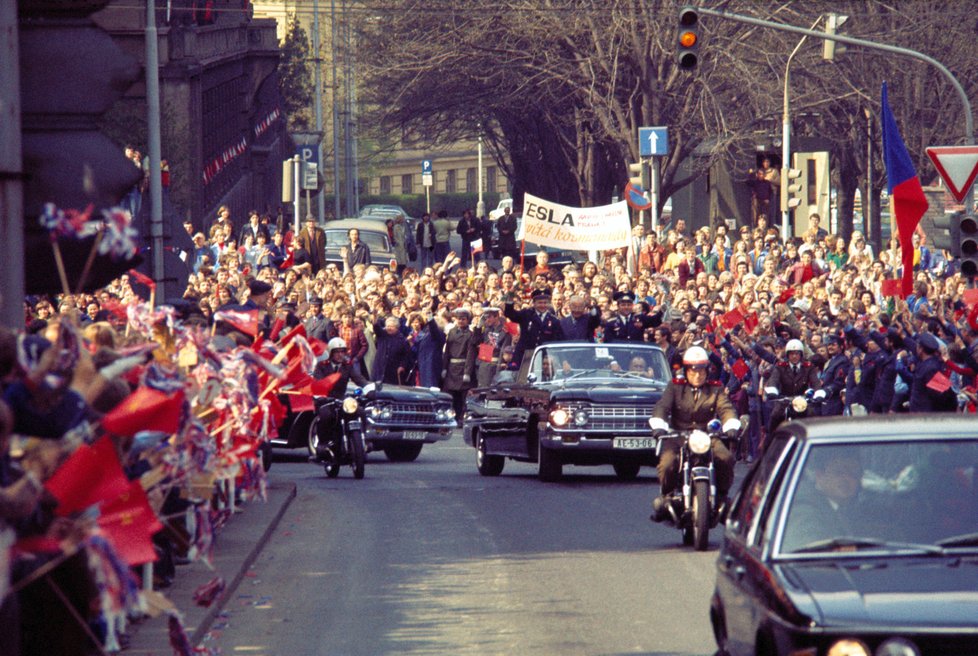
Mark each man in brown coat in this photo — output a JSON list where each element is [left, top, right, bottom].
[[442, 308, 477, 423], [297, 215, 327, 274]]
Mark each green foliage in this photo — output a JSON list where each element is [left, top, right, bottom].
[[278, 14, 314, 133]]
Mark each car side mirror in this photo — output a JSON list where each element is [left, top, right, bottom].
[[526, 373, 537, 384]]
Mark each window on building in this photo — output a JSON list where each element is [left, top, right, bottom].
[[487, 166, 497, 193], [380, 176, 391, 195], [401, 174, 413, 195], [466, 167, 476, 193], [446, 169, 457, 193]]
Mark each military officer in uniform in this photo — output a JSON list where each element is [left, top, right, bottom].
[[819, 335, 851, 416], [908, 332, 955, 412], [472, 307, 512, 387], [604, 291, 661, 342], [443, 308, 478, 422], [765, 339, 821, 431], [504, 288, 564, 367], [649, 346, 740, 522]]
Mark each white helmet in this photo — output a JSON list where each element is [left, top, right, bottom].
[[682, 346, 709, 369], [327, 337, 348, 353], [785, 339, 804, 354]]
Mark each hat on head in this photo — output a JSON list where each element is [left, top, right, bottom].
[[309, 297, 324, 307], [277, 301, 297, 312], [452, 307, 471, 319], [824, 334, 842, 346], [531, 288, 551, 300], [483, 306, 500, 314], [918, 332, 940, 353], [248, 279, 273, 296], [613, 291, 635, 303]]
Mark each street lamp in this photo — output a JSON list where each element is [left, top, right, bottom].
[[476, 125, 485, 219]]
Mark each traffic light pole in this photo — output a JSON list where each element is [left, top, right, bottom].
[[696, 7, 975, 219]]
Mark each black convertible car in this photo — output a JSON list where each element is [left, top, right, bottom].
[[711, 415, 978, 656], [462, 342, 670, 481]]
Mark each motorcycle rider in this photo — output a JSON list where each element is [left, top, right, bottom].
[[648, 346, 740, 522], [312, 337, 368, 461], [819, 334, 851, 416], [764, 339, 821, 431]]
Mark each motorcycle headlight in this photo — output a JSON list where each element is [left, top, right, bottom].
[[791, 396, 808, 413], [687, 430, 711, 455], [875, 638, 920, 656], [827, 639, 870, 656], [550, 408, 570, 427], [342, 397, 359, 414], [573, 409, 589, 427]]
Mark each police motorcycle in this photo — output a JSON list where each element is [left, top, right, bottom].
[[312, 389, 367, 479], [647, 417, 742, 551], [765, 387, 824, 433]]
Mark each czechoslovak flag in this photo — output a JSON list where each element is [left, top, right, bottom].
[[471, 239, 484, 257], [881, 82, 929, 297]]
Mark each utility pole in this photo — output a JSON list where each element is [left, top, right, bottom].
[[312, 0, 325, 224], [0, 1, 24, 328], [146, 0, 165, 300], [330, 0, 340, 220]]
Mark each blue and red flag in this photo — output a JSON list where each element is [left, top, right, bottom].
[[624, 182, 652, 211], [881, 82, 929, 297]]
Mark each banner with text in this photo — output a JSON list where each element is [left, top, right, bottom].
[[517, 193, 631, 252]]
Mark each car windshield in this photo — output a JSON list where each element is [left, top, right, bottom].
[[528, 345, 668, 384], [778, 439, 978, 554], [325, 229, 390, 252]]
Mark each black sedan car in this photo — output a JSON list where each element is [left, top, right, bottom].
[[711, 415, 978, 656], [462, 341, 670, 481]]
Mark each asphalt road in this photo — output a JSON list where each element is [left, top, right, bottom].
[[211, 438, 727, 656]]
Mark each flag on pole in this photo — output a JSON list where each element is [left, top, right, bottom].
[[45, 436, 131, 516], [471, 238, 484, 259], [102, 386, 186, 437], [97, 480, 163, 566], [214, 308, 260, 336], [881, 82, 929, 297]]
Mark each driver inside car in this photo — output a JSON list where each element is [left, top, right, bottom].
[[648, 346, 740, 522]]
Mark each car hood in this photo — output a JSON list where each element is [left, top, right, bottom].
[[778, 557, 978, 629], [366, 384, 451, 403], [550, 383, 664, 403]]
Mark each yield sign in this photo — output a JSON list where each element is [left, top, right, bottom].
[[925, 145, 978, 203]]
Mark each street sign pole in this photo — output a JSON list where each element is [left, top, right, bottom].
[[422, 159, 433, 214], [651, 158, 660, 233], [293, 155, 300, 234]]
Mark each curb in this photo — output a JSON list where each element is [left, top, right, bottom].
[[190, 481, 297, 645]]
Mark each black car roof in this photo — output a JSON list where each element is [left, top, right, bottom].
[[779, 414, 978, 443]]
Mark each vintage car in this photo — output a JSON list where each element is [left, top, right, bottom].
[[462, 341, 670, 481], [271, 383, 455, 462], [711, 415, 978, 656], [323, 218, 397, 267]]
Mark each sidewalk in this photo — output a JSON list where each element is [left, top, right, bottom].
[[123, 480, 297, 654]]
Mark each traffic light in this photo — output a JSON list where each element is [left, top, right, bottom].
[[930, 211, 961, 255], [780, 167, 803, 212], [628, 162, 646, 189], [677, 7, 699, 70], [822, 13, 849, 61], [960, 213, 978, 277]]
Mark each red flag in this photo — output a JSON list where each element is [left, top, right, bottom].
[[926, 371, 952, 394], [720, 308, 745, 331], [268, 317, 286, 342], [214, 308, 260, 337], [503, 320, 519, 337], [45, 436, 130, 516], [102, 386, 186, 437], [776, 287, 795, 305], [732, 358, 750, 380], [128, 268, 157, 291], [97, 480, 162, 566], [278, 323, 307, 346], [962, 288, 978, 308], [880, 279, 903, 297], [744, 312, 759, 334]]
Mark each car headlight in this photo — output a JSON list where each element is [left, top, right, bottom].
[[687, 430, 711, 455], [791, 396, 808, 413], [380, 406, 393, 420], [876, 638, 920, 656], [826, 639, 870, 656], [369, 405, 383, 418], [442, 407, 456, 420], [549, 408, 570, 427], [342, 397, 359, 414], [573, 409, 589, 427]]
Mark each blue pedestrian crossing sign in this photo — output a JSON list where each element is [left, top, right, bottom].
[[638, 127, 669, 157], [422, 159, 433, 175]]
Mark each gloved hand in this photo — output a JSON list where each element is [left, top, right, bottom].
[[813, 389, 827, 401], [462, 374, 471, 384], [648, 416, 669, 439], [651, 429, 667, 439]]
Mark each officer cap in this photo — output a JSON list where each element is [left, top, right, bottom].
[[613, 291, 635, 304], [247, 279, 273, 296], [824, 334, 842, 346], [531, 288, 551, 301], [277, 301, 297, 312], [482, 306, 501, 314], [918, 332, 940, 353], [309, 297, 324, 307], [453, 307, 472, 319]]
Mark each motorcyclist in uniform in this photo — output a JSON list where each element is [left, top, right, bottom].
[[764, 339, 821, 432], [648, 346, 740, 522], [312, 337, 369, 462]]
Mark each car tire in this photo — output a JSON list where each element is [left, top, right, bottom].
[[259, 441, 273, 472], [384, 443, 423, 462], [476, 433, 504, 476], [693, 480, 711, 551], [612, 462, 641, 481], [538, 440, 562, 482], [307, 414, 320, 457]]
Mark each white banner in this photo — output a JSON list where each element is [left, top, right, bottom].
[[517, 193, 631, 251]]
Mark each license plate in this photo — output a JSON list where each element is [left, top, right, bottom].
[[613, 437, 656, 450], [484, 400, 505, 409], [403, 431, 428, 440]]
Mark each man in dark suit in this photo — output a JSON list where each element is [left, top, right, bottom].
[[304, 297, 334, 343], [239, 211, 270, 246], [559, 295, 601, 342], [604, 291, 661, 342], [504, 288, 565, 367]]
